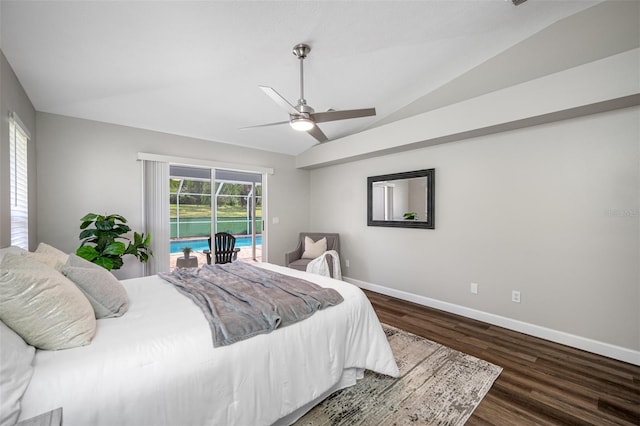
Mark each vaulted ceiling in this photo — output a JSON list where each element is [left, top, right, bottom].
[[0, 0, 619, 155]]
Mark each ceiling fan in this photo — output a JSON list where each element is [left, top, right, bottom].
[[241, 43, 376, 143]]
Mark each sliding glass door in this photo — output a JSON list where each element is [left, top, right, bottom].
[[213, 169, 262, 262], [169, 165, 262, 269]]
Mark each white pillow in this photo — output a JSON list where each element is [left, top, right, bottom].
[[36, 242, 69, 261], [0, 253, 96, 350], [0, 320, 35, 426], [302, 236, 327, 259], [23, 242, 70, 271], [0, 246, 26, 263], [62, 254, 129, 319]]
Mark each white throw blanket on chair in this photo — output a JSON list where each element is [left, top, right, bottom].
[[306, 250, 342, 280]]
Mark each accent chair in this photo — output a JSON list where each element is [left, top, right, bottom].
[[285, 232, 340, 278]]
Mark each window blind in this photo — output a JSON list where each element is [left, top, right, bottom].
[[9, 113, 29, 249]]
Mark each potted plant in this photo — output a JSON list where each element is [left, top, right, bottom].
[[182, 246, 193, 259], [76, 213, 152, 271], [403, 212, 418, 220]]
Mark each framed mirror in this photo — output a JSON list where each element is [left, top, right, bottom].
[[367, 168, 435, 229]]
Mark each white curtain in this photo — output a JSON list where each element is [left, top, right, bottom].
[[143, 160, 170, 275]]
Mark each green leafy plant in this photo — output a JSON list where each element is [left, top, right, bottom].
[[76, 213, 152, 271], [182, 246, 193, 258], [403, 212, 418, 220]]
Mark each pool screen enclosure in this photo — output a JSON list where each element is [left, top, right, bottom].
[[169, 165, 262, 261]]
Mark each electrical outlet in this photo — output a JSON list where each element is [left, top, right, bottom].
[[345, 259, 350, 268], [512, 290, 521, 303], [470, 282, 478, 294]]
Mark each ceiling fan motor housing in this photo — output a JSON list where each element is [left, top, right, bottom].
[[295, 102, 314, 114], [292, 43, 310, 59]]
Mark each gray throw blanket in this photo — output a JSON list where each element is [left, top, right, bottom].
[[159, 262, 344, 347]]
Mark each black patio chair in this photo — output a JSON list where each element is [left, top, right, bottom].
[[204, 232, 239, 265]]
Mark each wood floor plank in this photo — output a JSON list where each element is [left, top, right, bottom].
[[363, 289, 640, 425]]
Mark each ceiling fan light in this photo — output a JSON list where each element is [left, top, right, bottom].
[[290, 117, 314, 131]]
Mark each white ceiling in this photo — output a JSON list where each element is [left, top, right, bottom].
[[0, 0, 603, 155]]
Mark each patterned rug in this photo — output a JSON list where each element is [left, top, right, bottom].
[[295, 325, 502, 425]]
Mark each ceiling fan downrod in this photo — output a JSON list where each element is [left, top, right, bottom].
[[292, 43, 311, 112]]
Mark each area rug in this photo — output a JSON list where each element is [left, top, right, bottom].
[[295, 325, 502, 425]]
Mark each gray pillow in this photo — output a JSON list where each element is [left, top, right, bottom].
[[62, 254, 129, 319], [0, 253, 96, 350], [0, 320, 35, 426]]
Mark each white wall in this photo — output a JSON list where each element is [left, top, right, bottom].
[[0, 50, 37, 249], [35, 113, 309, 278], [309, 107, 639, 357]]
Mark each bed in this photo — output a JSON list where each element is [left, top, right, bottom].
[[7, 259, 398, 426]]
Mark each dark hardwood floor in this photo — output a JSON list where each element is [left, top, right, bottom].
[[364, 290, 640, 425]]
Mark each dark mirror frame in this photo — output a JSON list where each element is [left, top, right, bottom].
[[367, 168, 435, 229]]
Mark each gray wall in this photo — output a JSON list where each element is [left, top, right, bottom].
[[308, 105, 639, 353], [35, 113, 309, 278], [0, 50, 37, 249]]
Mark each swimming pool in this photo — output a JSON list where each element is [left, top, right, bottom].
[[170, 236, 262, 254]]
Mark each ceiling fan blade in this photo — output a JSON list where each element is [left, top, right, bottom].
[[307, 125, 328, 143], [239, 120, 289, 130], [311, 108, 376, 123], [259, 86, 299, 115]]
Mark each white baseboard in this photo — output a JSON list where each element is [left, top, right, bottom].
[[345, 276, 640, 366]]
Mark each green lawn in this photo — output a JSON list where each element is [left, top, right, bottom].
[[171, 204, 263, 237], [171, 204, 262, 219]]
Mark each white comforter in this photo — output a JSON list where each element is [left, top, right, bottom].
[[18, 263, 398, 426]]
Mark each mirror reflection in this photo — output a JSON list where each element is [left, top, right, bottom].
[[367, 169, 435, 229]]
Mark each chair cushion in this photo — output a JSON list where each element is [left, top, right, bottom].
[[302, 236, 327, 259], [288, 256, 335, 278], [288, 258, 313, 271]]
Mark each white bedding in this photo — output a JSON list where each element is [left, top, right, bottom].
[[18, 263, 398, 426]]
